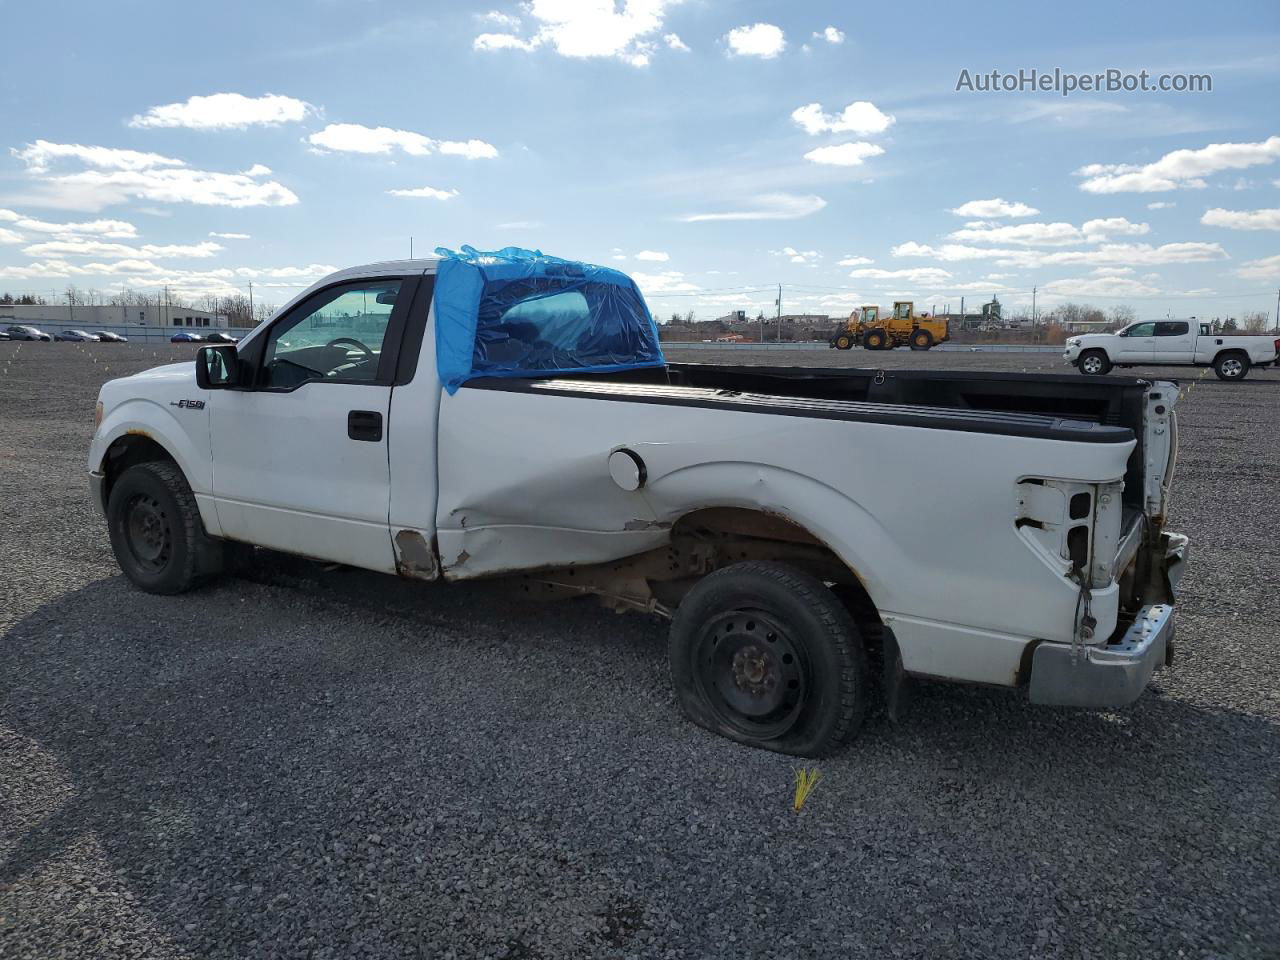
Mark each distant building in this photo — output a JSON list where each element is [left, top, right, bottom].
[[777, 313, 831, 325], [0, 303, 226, 329], [715, 310, 747, 324]]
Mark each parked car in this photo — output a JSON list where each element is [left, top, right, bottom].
[[5, 324, 52, 341], [1064, 319, 1280, 380], [55, 329, 101, 342], [170, 331, 206, 343], [205, 331, 240, 344], [89, 248, 1188, 757], [95, 331, 128, 343]]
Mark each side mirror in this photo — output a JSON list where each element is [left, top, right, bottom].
[[196, 345, 240, 389]]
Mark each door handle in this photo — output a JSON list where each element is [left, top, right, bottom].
[[347, 410, 383, 442]]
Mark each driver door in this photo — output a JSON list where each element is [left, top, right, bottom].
[[209, 277, 413, 571], [1115, 321, 1156, 364]]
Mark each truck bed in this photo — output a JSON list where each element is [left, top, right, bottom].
[[470, 362, 1161, 511]]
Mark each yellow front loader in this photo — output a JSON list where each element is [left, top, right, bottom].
[[829, 302, 950, 351]]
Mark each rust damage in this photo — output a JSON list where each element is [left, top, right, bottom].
[[393, 529, 438, 580]]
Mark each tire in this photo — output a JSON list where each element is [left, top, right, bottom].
[[106, 461, 222, 594], [863, 329, 888, 351], [835, 334, 852, 350], [910, 329, 933, 351], [668, 561, 868, 757], [1213, 351, 1250, 381], [1078, 349, 1111, 376]]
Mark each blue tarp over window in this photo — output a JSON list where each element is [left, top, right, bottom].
[[433, 245, 665, 394]]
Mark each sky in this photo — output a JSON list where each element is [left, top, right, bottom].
[[1, 0, 1278, 323]]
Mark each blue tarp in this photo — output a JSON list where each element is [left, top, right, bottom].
[[433, 245, 665, 394]]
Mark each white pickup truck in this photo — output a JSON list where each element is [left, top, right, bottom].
[[1064, 319, 1280, 380], [89, 248, 1189, 756]]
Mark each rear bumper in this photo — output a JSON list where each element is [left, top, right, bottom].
[[1028, 603, 1175, 708]]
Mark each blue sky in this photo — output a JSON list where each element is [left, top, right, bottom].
[[1, 0, 1278, 322]]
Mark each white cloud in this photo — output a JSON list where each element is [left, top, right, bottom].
[[664, 33, 689, 52], [209, 231, 251, 239], [307, 123, 498, 159], [1146, 201, 1176, 210], [892, 240, 1225, 269], [632, 270, 698, 293], [1042, 277, 1161, 298], [0, 208, 138, 238], [1076, 136, 1280, 193], [129, 93, 312, 130], [0, 227, 23, 244], [1081, 217, 1150, 241], [771, 247, 820, 264], [837, 256, 873, 266], [850, 266, 954, 284], [22, 238, 223, 259], [725, 23, 785, 59], [474, 32, 540, 52], [949, 198, 1039, 219], [803, 142, 884, 166], [948, 221, 1083, 246], [495, 220, 542, 230], [1200, 207, 1280, 230], [634, 249, 669, 261], [474, 0, 680, 67], [387, 186, 459, 200], [15, 140, 184, 173], [241, 163, 273, 177], [479, 10, 522, 29], [680, 192, 827, 222], [1235, 254, 1280, 280], [791, 101, 894, 136], [1091, 266, 1135, 276], [813, 26, 844, 44], [12, 141, 298, 210]]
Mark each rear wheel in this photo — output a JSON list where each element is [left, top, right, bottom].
[[669, 561, 868, 757], [106, 461, 222, 594], [835, 334, 852, 350], [863, 329, 888, 351], [1078, 349, 1111, 376], [910, 329, 933, 351], [1213, 352, 1250, 381]]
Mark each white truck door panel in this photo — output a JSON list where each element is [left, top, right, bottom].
[[209, 277, 412, 572], [1153, 320, 1193, 362], [1116, 321, 1156, 363], [210, 384, 394, 570]]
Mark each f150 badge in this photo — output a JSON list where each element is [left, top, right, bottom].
[[170, 399, 205, 409]]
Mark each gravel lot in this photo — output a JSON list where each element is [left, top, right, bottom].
[[2, 341, 1278, 960]]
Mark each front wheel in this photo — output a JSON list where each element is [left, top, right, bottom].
[[668, 561, 868, 757], [106, 461, 222, 594], [863, 329, 888, 351], [910, 329, 933, 351], [1078, 349, 1111, 376], [1213, 352, 1250, 381]]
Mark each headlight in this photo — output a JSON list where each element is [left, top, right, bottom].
[[94, 400, 103, 429]]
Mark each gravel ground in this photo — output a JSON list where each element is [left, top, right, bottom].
[[1, 341, 1278, 960]]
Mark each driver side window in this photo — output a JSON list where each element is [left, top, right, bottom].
[[261, 280, 402, 389]]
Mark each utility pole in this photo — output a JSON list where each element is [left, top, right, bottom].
[[410, 236, 414, 259], [248, 281, 254, 324], [1275, 287, 1279, 333], [1032, 286, 1037, 325], [775, 283, 782, 342]]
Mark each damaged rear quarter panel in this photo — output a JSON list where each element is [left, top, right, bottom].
[[432, 387, 1134, 659]]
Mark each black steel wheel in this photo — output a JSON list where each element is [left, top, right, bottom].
[[863, 329, 888, 351], [106, 461, 222, 594], [669, 561, 868, 756]]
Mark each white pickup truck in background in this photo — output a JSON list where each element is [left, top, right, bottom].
[[88, 249, 1189, 757], [1064, 319, 1280, 380]]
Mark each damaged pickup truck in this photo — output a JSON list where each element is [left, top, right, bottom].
[[89, 246, 1188, 756]]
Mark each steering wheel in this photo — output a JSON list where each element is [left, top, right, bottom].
[[326, 337, 373, 362]]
